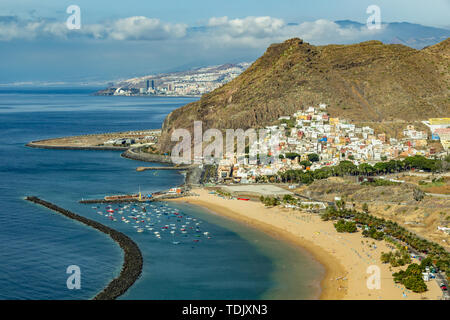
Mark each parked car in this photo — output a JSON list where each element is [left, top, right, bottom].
[[440, 283, 448, 291]]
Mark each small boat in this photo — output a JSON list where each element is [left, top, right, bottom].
[[238, 198, 250, 201]]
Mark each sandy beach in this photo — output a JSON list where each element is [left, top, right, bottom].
[[169, 188, 443, 300]]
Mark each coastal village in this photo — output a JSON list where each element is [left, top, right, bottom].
[[215, 104, 450, 184]]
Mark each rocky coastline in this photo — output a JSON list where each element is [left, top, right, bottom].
[[121, 147, 173, 164]]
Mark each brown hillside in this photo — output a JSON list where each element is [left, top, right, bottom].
[[159, 38, 450, 152]]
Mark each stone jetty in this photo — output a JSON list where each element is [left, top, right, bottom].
[[25, 196, 143, 300]]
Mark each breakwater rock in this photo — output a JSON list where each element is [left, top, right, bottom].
[[121, 148, 173, 164], [25, 196, 143, 300]]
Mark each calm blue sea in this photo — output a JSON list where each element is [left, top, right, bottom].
[[0, 88, 323, 300]]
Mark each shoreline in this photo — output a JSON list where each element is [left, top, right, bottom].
[[170, 198, 345, 300], [26, 141, 128, 151], [25, 196, 143, 300], [167, 195, 346, 300], [168, 189, 443, 300]]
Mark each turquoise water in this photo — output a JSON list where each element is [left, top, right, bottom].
[[0, 88, 323, 299]]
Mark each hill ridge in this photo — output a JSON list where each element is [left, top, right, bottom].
[[159, 38, 450, 152]]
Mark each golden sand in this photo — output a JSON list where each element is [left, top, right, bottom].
[[168, 188, 443, 300]]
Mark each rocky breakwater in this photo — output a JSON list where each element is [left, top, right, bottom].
[[121, 147, 173, 164], [25, 196, 143, 300]]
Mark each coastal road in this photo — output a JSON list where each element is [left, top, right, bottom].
[[409, 247, 449, 300], [293, 192, 335, 207]]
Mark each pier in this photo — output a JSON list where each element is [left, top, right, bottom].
[[25, 196, 143, 300]]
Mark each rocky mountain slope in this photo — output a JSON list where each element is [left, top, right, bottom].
[[159, 38, 449, 152]]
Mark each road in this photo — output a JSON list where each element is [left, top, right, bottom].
[[409, 247, 449, 300]]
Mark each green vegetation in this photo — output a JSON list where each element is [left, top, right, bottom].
[[282, 194, 298, 205], [381, 248, 411, 267], [321, 206, 450, 280], [334, 219, 357, 233], [215, 189, 232, 198], [279, 118, 296, 128], [324, 206, 450, 292], [307, 153, 320, 163], [362, 227, 384, 240], [299, 160, 312, 168], [419, 177, 446, 188], [284, 152, 301, 160], [278, 156, 447, 185], [361, 179, 400, 186], [259, 196, 281, 207], [393, 264, 428, 293]]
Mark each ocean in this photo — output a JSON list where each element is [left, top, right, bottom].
[[0, 88, 324, 300]]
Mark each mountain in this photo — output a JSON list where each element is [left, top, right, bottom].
[[158, 38, 449, 153], [334, 21, 449, 49]]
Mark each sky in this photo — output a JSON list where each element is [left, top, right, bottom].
[[0, 0, 449, 85]]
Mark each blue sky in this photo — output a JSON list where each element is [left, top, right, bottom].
[[0, 0, 449, 84]]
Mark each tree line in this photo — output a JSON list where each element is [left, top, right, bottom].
[[277, 155, 449, 184], [322, 206, 450, 281]]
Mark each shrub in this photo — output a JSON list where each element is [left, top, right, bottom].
[[334, 220, 357, 233], [393, 264, 427, 293]]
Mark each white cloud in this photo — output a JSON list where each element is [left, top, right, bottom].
[[196, 17, 385, 48], [108, 16, 187, 41], [208, 16, 285, 39], [0, 16, 187, 41], [0, 15, 385, 46]]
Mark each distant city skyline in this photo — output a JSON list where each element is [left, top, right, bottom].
[[0, 0, 449, 84]]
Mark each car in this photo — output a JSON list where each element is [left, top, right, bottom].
[[440, 283, 448, 291]]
